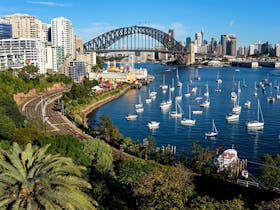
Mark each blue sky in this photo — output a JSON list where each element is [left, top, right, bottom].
[[1, 0, 279, 46]]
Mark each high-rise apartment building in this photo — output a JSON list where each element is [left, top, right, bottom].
[[0, 20, 12, 40], [51, 17, 75, 60], [185, 37, 191, 52], [2, 14, 48, 42], [210, 37, 217, 53], [0, 38, 46, 74], [195, 32, 202, 47], [221, 34, 237, 56]]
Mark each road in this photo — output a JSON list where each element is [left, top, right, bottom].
[[22, 89, 91, 139]]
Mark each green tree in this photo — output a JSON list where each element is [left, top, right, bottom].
[[0, 142, 97, 209], [260, 154, 280, 189], [100, 115, 113, 142], [133, 164, 194, 209], [82, 138, 113, 175]]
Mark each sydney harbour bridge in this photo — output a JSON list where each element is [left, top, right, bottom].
[[83, 25, 188, 64]]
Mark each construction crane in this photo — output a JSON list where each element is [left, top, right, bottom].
[[202, 144, 225, 161]]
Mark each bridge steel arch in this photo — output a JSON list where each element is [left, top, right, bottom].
[[83, 25, 186, 57]]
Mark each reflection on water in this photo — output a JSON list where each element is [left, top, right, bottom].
[[88, 64, 280, 172]]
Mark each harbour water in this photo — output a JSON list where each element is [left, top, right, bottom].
[[87, 63, 280, 172]]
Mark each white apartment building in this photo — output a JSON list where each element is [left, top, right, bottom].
[[0, 38, 46, 74], [51, 17, 75, 60], [2, 13, 48, 42]]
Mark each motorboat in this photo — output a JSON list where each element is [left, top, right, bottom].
[[205, 120, 218, 138], [217, 148, 238, 172], [246, 99, 264, 130], [181, 106, 195, 125], [125, 114, 138, 120], [147, 121, 160, 129]]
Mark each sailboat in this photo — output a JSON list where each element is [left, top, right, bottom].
[[200, 94, 210, 108], [170, 78, 175, 92], [194, 69, 201, 81], [246, 99, 264, 129], [181, 106, 195, 125], [242, 79, 247, 88], [176, 67, 182, 87], [205, 120, 218, 138], [267, 86, 275, 103], [135, 95, 143, 108], [253, 81, 258, 97], [232, 90, 241, 114], [216, 70, 222, 84], [204, 83, 209, 97], [145, 89, 152, 104], [160, 88, 172, 110], [169, 100, 183, 118], [215, 82, 221, 92], [184, 83, 191, 97], [160, 74, 168, 90], [175, 85, 182, 101]]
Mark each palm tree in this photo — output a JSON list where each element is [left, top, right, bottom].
[[0, 142, 97, 209]]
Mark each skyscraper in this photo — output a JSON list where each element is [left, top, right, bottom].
[[2, 13, 48, 42], [51, 17, 75, 59], [185, 37, 191, 52], [221, 34, 237, 56], [210, 37, 217, 53], [195, 32, 202, 47], [0, 20, 12, 40]]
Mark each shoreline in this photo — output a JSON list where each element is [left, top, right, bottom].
[[80, 85, 131, 127]]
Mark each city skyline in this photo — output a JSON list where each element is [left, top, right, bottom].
[[1, 0, 280, 46]]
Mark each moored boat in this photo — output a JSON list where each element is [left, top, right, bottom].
[[147, 121, 160, 129], [125, 114, 138, 120]]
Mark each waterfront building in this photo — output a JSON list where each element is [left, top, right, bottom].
[[68, 61, 85, 83], [185, 37, 191, 52], [2, 14, 48, 42], [45, 44, 54, 74], [221, 34, 237, 56], [210, 37, 217, 53], [0, 38, 46, 74], [0, 20, 12, 40], [249, 44, 255, 56], [75, 35, 84, 54], [275, 44, 280, 57], [186, 43, 195, 65], [216, 44, 222, 55], [195, 32, 202, 47], [51, 17, 75, 60]]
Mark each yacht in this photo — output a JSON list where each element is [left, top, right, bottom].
[[147, 121, 160, 129], [175, 86, 182, 101], [192, 110, 203, 115], [135, 95, 143, 109], [170, 100, 183, 118], [170, 78, 175, 92], [160, 74, 168, 90], [184, 84, 191, 97], [125, 114, 138, 120], [226, 113, 239, 122], [200, 97, 210, 108], [246, 99, 264, 130], [205, 120, 218, 138], [217, 147, 238, 172], [181, 106, 195, 125]]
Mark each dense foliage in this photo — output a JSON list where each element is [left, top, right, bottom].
[[0, 142, 97, 209]]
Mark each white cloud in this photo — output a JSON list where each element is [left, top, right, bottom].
[[229, 20, 234, 27], [26, 1, 71, 7]]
